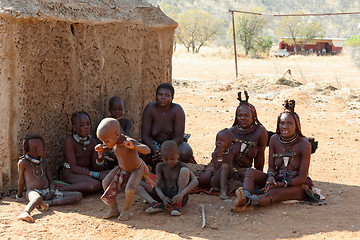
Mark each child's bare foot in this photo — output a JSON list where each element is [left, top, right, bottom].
[[40, 202, 50, 212], [118, 210, 130, 221], [104, 208, 120, 219], [18, 211, 34, 223], [220, 192, 229, 200], [233, 187, 247, 207]]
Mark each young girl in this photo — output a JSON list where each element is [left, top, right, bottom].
[[60, 111, 109, 194]]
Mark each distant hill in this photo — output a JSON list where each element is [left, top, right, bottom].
[[148, 0, 360, 45]]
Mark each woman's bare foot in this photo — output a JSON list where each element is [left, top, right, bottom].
[[233, 187, 247, 207], [104, 208, 120, 219], [18, 211, 34, 223], [118, 210, 130, 221], [220, 192, 229, 200]]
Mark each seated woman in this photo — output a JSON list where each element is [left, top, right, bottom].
[[141, 83, 194, 171], [233, 100, 312, 211], [199, 91, 268, 188], [60, 111, 109, 194]]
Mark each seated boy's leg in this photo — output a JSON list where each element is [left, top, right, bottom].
[[18, 190, 43, 223], [49, 191, 83, 206], [137, 181, 156, 204], [219, 163, 230, 200], [119, 164, 145, 221], [177, 167, 190, 192]]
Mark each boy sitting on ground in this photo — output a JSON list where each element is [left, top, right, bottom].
[[210, 128, 236, 200], [96, 118, 154, 221], [137, 140, 198, 216], [17, 134, 82, 223]]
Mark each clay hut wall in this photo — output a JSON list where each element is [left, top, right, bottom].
[[0, 0, 177, 190]]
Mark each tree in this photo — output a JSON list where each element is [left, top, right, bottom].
[[253, 36, 273, 55], [176, 9, 224, 53], [298, 22, 324, 51], [346, 35, 360, 48], [159, 4, 181, 51], [277, 13, 324, 54], [234, 12, 267, 55]]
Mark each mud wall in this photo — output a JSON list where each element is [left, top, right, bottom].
[[0, 13, 176, 189]]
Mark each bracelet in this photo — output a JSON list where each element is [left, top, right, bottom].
[[16, 194, 22, 199], [50, 189, 55, 194], [283, 180, 288, 188], [90, 171, 100, 179], [277, 182, 281, 188], [267, 171, 275, 177], [96, 157, 104, 166], [233, 168, 238, 173]]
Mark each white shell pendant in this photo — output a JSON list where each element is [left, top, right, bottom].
[[240, 143, 247, 153], [283, 156, 289, 168]]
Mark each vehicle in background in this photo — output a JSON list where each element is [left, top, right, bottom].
[[271, 49, 290, 57]]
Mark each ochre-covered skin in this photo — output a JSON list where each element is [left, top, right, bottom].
[[0, 0, 177, 189]]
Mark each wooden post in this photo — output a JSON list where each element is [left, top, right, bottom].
[[231, 10, 238, 78]]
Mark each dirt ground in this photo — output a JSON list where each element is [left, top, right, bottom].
[[1, 48, 360, 239]]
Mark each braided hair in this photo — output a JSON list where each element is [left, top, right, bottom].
[[276, 100, 304, 137], [71, 111, 91, 135], [232, 91, 262, 127], [22, 134, 44, 155]]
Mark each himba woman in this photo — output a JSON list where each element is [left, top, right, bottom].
[[60, 111, 109, 194], [233, 100, 313, 211], [198, 91, 268, 190]]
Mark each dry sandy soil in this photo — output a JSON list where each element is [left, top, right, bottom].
[[1, 48, 360, 239]]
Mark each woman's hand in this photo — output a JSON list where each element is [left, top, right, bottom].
[[264, 176, 276, 192], [152, 149, 162, 164]]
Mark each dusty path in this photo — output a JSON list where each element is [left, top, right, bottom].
[[1, 50, 360, 239]]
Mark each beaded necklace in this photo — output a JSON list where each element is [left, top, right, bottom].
[[25, 154, 44, 178], [73, 134, 91, 150]]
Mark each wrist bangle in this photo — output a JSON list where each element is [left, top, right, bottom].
[[96, 157, 104, 166], [233, 168, 238, 173], [277, 182, 281, 188], [283, 180, 288, 188], [267, 171, 275, 177], [16, 194, 21, 199], [50, 189, 55, 194], [90, 171, 100, 179]]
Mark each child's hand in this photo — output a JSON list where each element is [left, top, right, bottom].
[[95, 144, 105, 152], [161, 196, 172, 207], [171, 193, 183, 205], [123, 140, 134, 149]]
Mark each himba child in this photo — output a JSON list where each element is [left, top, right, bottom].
[[100, 96, 133, 168], [17, 134, 82, 223], [95, 118, 154, 221], [137, 140, 198, 216], [210, 128, 236, 200], [108, 96, 132, 136]]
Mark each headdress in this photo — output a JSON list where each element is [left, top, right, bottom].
[[232, 91, 262, 127], [276, 100, 304, 137]]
